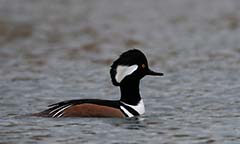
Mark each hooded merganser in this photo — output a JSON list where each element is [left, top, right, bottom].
[[33, 49, 163, 118]]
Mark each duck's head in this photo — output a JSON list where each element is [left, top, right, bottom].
[[110, 49, 163, 86]]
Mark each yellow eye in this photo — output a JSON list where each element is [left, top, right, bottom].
[[141, 64, 146, 68]]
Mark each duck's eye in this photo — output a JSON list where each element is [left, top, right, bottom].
[[141, 64, 146, 68]]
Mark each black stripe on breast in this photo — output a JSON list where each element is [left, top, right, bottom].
[[119, 108, 129, 117], [120, 103, 140, 117]]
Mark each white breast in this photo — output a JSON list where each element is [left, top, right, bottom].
[[120, 99, 145, 117]]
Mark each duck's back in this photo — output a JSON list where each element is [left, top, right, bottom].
[[33, 99, 124, 118]]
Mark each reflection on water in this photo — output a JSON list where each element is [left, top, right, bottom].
[[1, 0, 240, 143]]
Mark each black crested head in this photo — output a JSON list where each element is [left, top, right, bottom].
[[110, 49, 163, 86], [112, 49, 148, 67]]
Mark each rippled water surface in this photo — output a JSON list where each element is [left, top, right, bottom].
[[1, 0, 240, 143]]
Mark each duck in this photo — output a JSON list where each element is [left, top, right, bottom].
[[33, 49, 163, 118]]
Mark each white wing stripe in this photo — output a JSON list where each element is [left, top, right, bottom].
[[50, 105, 68, 114], [57, 112, 64, 118], [52, 105, 72, 118]]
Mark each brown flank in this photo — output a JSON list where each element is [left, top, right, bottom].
[[62, 104, 125, 118]]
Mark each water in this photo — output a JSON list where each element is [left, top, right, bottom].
[[1, 0, 240, 143]]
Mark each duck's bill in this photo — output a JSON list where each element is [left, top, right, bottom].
[[147, 69, 164, 76]]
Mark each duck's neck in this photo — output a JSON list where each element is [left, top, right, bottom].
[[120, 79, 141, 105]]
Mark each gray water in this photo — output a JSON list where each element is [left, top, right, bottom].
[[1, 0, 240, 143]]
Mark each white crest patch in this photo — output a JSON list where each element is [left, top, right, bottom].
[[115, 65, 138, 83]]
